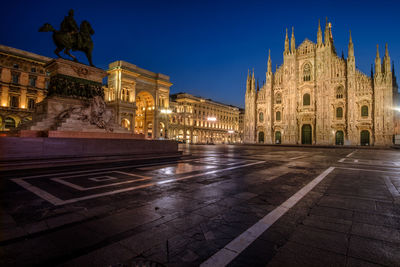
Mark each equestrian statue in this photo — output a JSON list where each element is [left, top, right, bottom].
[[39, 9, 95, 67]]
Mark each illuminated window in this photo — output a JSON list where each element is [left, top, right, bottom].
[[336, 86, 344, 99], [28, 98, 35, 110], [303, 63, 311, 81], [361, 105, 368, 117], [10, 95, 19, 108], [29, 76, 36, 87], [12, 73, 19, 84], [5, 117, 16, 129], [303, 93, 310, 106], [336, 107, 343, 118], [276, 93, 282, 104], [276, 111, 281, 121]]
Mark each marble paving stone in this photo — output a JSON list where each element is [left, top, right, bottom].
[[267, 241, 346, 267], [289, 225, 349, 255], [348, 235, 400, 266]]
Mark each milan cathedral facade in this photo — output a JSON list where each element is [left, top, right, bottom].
[[244, 20, 399, 146]]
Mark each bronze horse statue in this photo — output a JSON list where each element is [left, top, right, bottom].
[[39, 20, 95, 67]]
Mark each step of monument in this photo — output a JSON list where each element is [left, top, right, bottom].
[[56, 127, 107, 133], [59, 123, 100, 130]]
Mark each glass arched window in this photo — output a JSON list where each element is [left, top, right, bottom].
[[276, 111, 281, 121], [303, 63, 311, 81], [5, 117, 16, 129], [259, 112, 264, 122], [361, 105, 368, 117], [336, 107, 343, 118], [336, 86, 344, 99], [275, 93, 282, 104], [303, 93, 310, 106]]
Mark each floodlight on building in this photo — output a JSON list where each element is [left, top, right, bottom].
[[207, 117, 217, 121], [228, 130, 234, 134], [160, 109, 172, 114]]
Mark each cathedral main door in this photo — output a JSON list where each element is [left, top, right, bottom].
[[360, 130, 370, 146], [335, 131, 344, 145], [301, 124, 312, 144]]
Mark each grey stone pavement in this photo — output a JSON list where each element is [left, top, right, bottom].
[[0, 144, 399, 266]]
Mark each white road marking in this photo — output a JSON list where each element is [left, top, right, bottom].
[[346, 150, 357, 158], [338, 158, 345, 162], [289, 155, 307, 160], [19, 160, 193, 180], [11, 178, 64, 205], [200, 166, 336, 267], [12, 161, 265, 206], [51, 175, 152, 191], [383, 176, 400, 199], [156, 161, 264, 185], [354, 159, 359, 163]]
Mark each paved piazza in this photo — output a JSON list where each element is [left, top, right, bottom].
[[1, 145, 400, 266]]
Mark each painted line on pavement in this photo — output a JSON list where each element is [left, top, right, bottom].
[[346, 150, 357, 158], [200, 166, 336, 267], [12, 161, 265, 206], [289, 155, 307, 160], [51, 174, 152, 191], [11, 178, 64, 205], [383, 176, 400, 199], [338, 158, 345, 162], [18, 160, 192, 180]]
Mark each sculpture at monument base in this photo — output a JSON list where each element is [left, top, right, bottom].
[[19, 58, 133, 137], [57, 96, 116, 132]]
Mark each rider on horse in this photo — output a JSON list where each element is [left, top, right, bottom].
[[60, 9, 81, 49]]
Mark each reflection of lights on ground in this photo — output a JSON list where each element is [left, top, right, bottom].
[[159, 163, 215, 175]]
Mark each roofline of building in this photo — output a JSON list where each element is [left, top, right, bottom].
[[108, 60, 170, 83], [0, 44, 52, 63], [170, 92, 240, 111]]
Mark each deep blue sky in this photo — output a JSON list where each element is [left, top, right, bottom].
[[1, 0, 399, 108]]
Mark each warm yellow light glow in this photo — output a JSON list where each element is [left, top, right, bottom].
[[207, 117, 217, 121], [160, 109, 172, 114], [228, 130, 234, 134], [2, 103, 6, 107], [21, 105, 25, 109]]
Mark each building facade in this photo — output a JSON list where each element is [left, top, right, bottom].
[[245, 20, 399, 146], [0, 45, 51, 130], [104, 60, 172, 138], [168, 93, 240, 144]]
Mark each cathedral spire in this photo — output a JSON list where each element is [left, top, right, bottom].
[[284, 28, 289, 54], [375, 44, 382, 74], [317, 19, 323, 46], [251, 68, 255, 92], [267, 49, 272, 74], [324, 17, 330, 46], [383, 43, 391, 73], [348, 30, 354, 58], [246, 69, 251, 93], [291, 27, 295, 53]]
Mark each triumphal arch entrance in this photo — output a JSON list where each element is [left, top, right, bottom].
[[104, 60, 172, 139]]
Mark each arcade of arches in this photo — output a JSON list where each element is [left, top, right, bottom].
[[167, 93, 241, 144], [104, 60, 172, 139]]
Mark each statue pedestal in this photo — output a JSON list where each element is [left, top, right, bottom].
[[20, 59, 133, 137]]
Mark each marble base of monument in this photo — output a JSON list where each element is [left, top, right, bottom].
[[0, 137, 178, 161]]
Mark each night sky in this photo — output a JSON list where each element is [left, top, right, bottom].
[[1, 0, 399, 108]]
